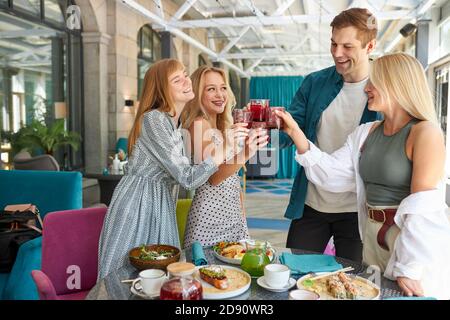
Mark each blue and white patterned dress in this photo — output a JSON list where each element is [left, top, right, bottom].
[[97, 110, 218, 280]]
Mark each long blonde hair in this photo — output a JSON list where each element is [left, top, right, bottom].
[[370, 53, 437, 124], [180, 66, 235, 134], [128, 59, 184, 156]]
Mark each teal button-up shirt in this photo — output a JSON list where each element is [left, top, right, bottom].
[[279, 65, 381, 220]]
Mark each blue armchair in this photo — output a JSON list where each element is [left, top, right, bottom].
[[0, 170, 82, 300]]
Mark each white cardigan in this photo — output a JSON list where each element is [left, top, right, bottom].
[[295, 121, 450, 299]]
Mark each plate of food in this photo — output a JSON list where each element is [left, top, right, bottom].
[[212, 240, 275, 265], [297, 272, 380, 300], [193, 265, 251, 299], [128, 244, 180, 271]]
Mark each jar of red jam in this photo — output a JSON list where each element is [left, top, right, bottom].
[[159, 276, 203, 300]]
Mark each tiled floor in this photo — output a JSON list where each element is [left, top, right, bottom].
[[244, 179, 293, 196], [243, 179, 293, 247]]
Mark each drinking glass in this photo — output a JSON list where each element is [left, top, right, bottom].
[[250, 99, 269, 122], [159, 276, 203, 300], [232, 109, 253, 127], [240, 239, 271, 277], [266, 107, 285, 129]]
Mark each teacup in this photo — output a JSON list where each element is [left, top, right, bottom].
[[264, 264, 290, 289], [138, 269, 167, 295], [288, 289, 320, 300]]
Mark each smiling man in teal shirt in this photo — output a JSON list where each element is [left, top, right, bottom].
[[280, 8, 381, 262]]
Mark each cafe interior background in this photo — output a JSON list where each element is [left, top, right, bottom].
[[0, 0, 449, 300]]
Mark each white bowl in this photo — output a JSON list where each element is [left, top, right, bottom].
[[289, 289, 320, 300]]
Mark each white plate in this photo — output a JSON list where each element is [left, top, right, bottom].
[[257, 276, 296, 292], [296, 273, 381, 300], [130, 279, 159, 299], [193, 265, 251, 299], [212, 241, 276, 265]]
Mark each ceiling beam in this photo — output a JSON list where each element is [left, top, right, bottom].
[[242, 0, 265, 19], [154, 0, 164, 19], [245, 58, 264, 73], [219, 26, 250, 56], [222, 51, 331, 59], [169, 10, 415, 28], [272, 0, 296, 16], [170, 0, 199, 21], [121, 0, 249, 78]]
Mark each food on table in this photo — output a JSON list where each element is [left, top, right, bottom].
[[213, 241, 273, 260], [338, 272, 360, 299], [301, 272, 369, 300], [222, 244, 245, 258], [326, 276, 347, 299], [199, 265, 229, 290], [138, 245, 176, 261]]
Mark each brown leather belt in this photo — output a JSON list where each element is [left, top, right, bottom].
[[367, 208, 397, 251]]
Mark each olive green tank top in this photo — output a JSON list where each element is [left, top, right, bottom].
[[359, 119, 419, 206]]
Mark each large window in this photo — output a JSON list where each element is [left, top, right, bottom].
[[0, 0, 83, 168], [137, 25, 161, 98]]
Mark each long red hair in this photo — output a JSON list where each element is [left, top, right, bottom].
[[128, 59, 184, 156]]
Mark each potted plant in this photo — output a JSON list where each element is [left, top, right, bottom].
[[13, 119, 81, 156]]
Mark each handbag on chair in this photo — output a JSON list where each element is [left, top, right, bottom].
[[0, 204, 43, 272]]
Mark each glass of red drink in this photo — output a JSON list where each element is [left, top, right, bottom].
[[250, 99, 269, 122], [266, 107, 285, 129], [159, 276, 203, 300], [233, 109, 253, 127]]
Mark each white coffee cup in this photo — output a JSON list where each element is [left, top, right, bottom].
[[289, 289, 320, 300], [138, 269, 167, 295], [264, 264, 290, 289]]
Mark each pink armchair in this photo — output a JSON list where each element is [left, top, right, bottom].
[[31, 207, 107, 300]]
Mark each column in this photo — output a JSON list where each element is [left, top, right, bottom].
[[68, 33, 84, 169], [240, 77, 249, 106], [82, 32, 111, 169], [415, 20, 430, 68], [161, 31, 174, 59], [51, 37, 65, 106]]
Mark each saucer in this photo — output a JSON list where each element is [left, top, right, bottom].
[[257, 276, 296, 292], [130, 279, 159, 299]]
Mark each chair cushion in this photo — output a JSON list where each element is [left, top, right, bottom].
[[176, 199, 192, 248], [3, 237, 42, 300], [41, 207, 107, 295], [0, 170, 82, 300]]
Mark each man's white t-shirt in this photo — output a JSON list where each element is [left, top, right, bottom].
[[305, 78, 368, 213]]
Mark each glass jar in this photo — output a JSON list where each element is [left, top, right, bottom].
[[159, 276, 203, 300], [240, 239, 271, 277]]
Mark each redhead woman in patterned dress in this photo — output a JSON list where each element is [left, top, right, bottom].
[[97, 59, 246, 280], [180, 66, 269, 248]]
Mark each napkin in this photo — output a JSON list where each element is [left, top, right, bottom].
[[191, 241, 208, 266], [279, 253, 343, 275]]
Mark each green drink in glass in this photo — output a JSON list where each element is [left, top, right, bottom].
[[240, 240, 271, 277]]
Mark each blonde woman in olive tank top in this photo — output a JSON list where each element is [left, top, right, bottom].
[[276, 53, 450, 299]]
